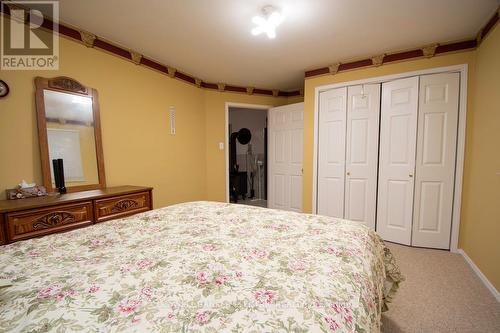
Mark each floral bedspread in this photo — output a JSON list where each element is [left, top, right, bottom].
[[0, 201, 403, 332]]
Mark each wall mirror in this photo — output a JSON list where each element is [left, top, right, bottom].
[[35, 76, 106, 193]]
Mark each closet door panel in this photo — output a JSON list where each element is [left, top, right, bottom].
[[412, 73, 459, 249], [345, 179, 367, 221], [344, 84, 380, 228], [317, 88, 347, 217], [377, 77, 419, 245]]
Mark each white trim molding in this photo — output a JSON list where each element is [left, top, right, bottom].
[[458, 249, 500, 302], [224, 102, 271, 203], [312, 64, 468, 253]]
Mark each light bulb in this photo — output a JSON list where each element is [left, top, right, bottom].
[[251, 7, 284, 39], [252, 16, 266, 25], [268, 12, 283, 25], [267, 29, 276, 39]]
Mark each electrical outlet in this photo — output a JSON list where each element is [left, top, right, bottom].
[[219, 142, 224, 150]]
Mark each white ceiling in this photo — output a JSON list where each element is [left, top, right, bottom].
[[51, 0, 498, 90]]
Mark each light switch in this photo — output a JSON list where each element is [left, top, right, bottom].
[[219, 142, 224, 150]]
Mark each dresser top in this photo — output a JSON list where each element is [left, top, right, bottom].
[[0, 186, 153, 214]]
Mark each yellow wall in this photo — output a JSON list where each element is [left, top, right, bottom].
[[0, 28, 302, 207], [0, 35, 206, 207], [459, 24, 500, 290]]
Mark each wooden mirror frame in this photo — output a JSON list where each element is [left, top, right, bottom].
[[35, 76, 106, 193]]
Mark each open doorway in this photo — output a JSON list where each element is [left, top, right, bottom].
[[228, 106, 268, 208]]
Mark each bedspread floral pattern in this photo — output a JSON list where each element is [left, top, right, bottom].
[[0, 202, 403, 332]]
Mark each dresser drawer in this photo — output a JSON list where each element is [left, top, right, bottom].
[[94, 191, 151, 222], [6, 202, 93, 242], [0, 214, 6, 245]]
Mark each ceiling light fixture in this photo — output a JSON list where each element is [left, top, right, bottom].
[[251, 5, 284, 39]]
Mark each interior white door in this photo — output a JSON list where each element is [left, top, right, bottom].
[[344, 84, 381, 229], [268, 102, 304, 212], [317, 87, 347, 217], [411, 73, 459, 249], [377, 77, 419, 245]]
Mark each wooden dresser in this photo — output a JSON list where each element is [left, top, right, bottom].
[[0, 186, 153, 245]]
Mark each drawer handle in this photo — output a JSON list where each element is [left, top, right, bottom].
[[33, 211, 76, 230], [111, 199, 139, 213]]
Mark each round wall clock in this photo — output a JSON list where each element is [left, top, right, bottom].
[[0, 80, 9, 98]]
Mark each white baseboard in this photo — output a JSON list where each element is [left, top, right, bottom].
[[458, 249, 500, 302]]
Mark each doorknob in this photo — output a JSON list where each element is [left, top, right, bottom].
[[346, 171, 351, 176], [409, 174, 413, 178]]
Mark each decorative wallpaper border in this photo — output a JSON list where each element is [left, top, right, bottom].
[[305, 6, 499, 79], [0, 3, 302, 98], [1, 2, 498, 90]]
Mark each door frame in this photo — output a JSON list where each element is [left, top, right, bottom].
[[225, 102, 272, 203], [312, 64, 468, 252]]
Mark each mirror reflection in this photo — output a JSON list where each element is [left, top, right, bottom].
[[43, 89, 99, 187]]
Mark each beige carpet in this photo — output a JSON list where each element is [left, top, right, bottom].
[[381, 243, 500, 333]]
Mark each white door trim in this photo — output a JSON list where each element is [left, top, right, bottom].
[[312, 64, 468, 252], [225, 102, 272, 203]]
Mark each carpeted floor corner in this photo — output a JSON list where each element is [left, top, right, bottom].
[[381, 243, 500, 333]]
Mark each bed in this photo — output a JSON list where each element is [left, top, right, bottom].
[[0, 201, 403, 332]]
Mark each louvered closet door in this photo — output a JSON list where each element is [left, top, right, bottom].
[[317, 87, 347, 217], [377, 77, 419, 245], [344, 85, 380, 229], [411, 73, 459, 249]]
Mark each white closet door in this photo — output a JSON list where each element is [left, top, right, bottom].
[[412, 73, 459, 249], [317, 87, 347, 217], [344, 84, 380, 229], [377, 77, 419, 245], [268, 103, 304, 212]]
